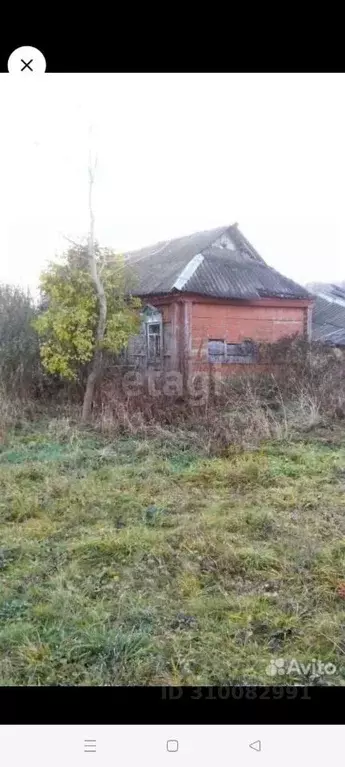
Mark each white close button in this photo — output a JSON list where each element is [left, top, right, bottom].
[[7, 46, 46, 74]]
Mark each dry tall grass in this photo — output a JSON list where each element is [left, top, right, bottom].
[[89, 338, 345, 454], [1, 337, 344, 455]]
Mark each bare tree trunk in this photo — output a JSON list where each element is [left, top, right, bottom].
[[81, 153, 107, 424]]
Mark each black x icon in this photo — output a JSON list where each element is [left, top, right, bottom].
[[20, 58, 33, 71]]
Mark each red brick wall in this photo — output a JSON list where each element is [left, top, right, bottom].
[[191, 299, 308, 374], [138, 294, 311, 377]]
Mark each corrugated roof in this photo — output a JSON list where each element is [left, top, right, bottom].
[[124, 226, 228, 295], [125, 224, 310, 300], [307, 282, 345, 303], [184, 255, 309, 300], [309, 293, 345, 346]]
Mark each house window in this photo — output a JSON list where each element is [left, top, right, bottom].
[[147, 322, 162, 360], [141, 305, 163, 363], [208, 339, 256, 364], [208, 340, 227, 363]]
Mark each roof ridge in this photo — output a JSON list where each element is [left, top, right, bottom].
[[124, 225, 230, 263], [167, 225, 230, 291]]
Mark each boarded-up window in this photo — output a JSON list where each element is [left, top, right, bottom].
[[208, 339, 256, 364], [208, 340, 227, 363], [127, 323, 147, 362], [226, 341, 256, 363]]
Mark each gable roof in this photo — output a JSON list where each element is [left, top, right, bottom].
[[306, 282, 345, 346], [124, 224, 311, 300]]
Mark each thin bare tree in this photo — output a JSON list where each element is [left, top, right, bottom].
[[81, 149, 107, 423]]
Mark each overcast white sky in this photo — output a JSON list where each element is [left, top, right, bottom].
[[0, 73, 344, 293]]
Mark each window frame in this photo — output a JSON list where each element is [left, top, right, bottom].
[[143, 308, 163, 364], [146, 320, 162, 361], [208, 338, 257, 364]]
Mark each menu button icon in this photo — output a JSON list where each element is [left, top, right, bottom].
[[84, 740, 96, 753]]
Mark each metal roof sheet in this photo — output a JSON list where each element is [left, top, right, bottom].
[[310, 293, 345, 346], [125, 224, 310, 300]]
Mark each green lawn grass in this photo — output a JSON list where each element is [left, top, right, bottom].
[[1, 419, 345, 685]]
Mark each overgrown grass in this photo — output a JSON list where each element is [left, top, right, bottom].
[[1, 418, 345, 685]]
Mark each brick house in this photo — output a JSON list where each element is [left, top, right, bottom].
[[123, 223, 313, 377]]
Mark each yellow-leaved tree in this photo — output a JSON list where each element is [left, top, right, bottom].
[[33, 243, 141, 416], [35, 144, 141, 422]]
